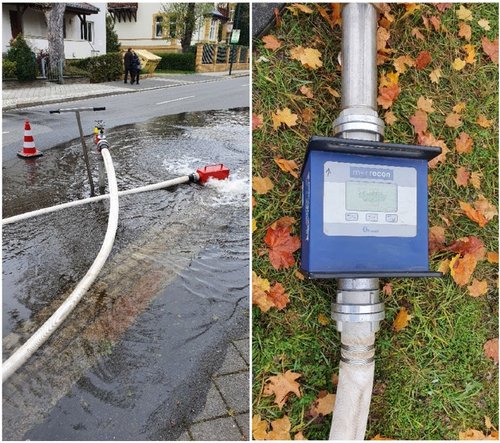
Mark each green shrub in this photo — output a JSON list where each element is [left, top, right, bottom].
[[6, 34, 36, 81], [72, 52, 122, 82], [154, 52, 195, 71], [64, 64, 89, 77], [3, 59, 17, 79]]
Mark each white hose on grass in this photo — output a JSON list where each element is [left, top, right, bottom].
[[3, 176, 191, 225], [2, 148, 119, 383]]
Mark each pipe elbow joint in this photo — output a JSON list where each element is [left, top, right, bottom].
[[96, 139, 110, 153]]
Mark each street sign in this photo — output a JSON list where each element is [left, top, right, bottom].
[[230, 29, 240, 44]]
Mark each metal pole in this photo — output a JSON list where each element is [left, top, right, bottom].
[[74, 111, 96, 197], [229, 3, 240, 76]]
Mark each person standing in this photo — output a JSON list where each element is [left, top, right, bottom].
[[123, 48, 133, 83], [131, 51, 141, 85]]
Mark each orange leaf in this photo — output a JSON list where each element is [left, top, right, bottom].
[[458, 22, 472, 41], [272, 107, 298, 130], [385, 111, 397, 126], [289, 3, 313, 14], [418, 132, 449, 168], [445, 112, 463, 128], [487, 252, 499, 264], [252, 415, 269, 440], [417, 96, 435, 113], [482, 37, 499, 64], [459, 429, 490, 440], [483, 338, 499, 363], [264, 225, 301, 270], [393, 307, 412, 332], [446, 236, 486, 261], [477, 114, 493, 128], [383, 282, 393, 296], [450, 253, 478, 286], [393, 55, 415, 73], [252, 113, 264, 131], [410, 110, 428, 134], [467, 279, 488, 297], [263, 370, 302, 410], [429, 226, 446, 254], [463, 44, 476, 64], [294, 431, 307, 440], [460, 201, 488, 227], [274, 157, 299, 178], [290, 46, 323, 69], [316, 4, 335, 29], [299, 85, 314, 98], [415, 51, 432, 69], [438, 259, 450, 274], [377, 83, 400, 109], [267, 282, 290, 310], [455, 166, 469, 187], [474, 195, 498, 221], [435, 4, 452, 12], [326, 86, 340, 98], [429, 68, 442, 83], [377, 26, 390, 52], [294, 269, 305, 280], [267, 416, 292, 440], [253, 176, 274, 194], [430, 15, 441, 31], [270, 216, 296, 230], [302, 107, 315, 123], [411, 28, 425, 41], [371, 435, 394, 440], [455, 132, 473, 153], [262, 35, 282, 51], [318, 313, 330, 325], [308, 391, 336, 417]]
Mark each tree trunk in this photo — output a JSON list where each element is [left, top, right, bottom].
[[181, 3, 195, 53], [44, 3, 66, 83]]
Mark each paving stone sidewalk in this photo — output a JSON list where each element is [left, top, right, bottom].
[[2, 71, 249, 111], [177, 338, 249, 441]]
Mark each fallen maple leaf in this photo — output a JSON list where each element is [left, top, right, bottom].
[[467, 279, 488, 297], [308, 391, 335, 417], [263, 370, 302, 409], [272, 107, 298, 130], [299, 85, 314, 98], [435, 3, 452, 12], [419, 132, 449, 168], [252, 271, 274, 312], [253, 176, 274, 194], [253, 113, 264, 131], [294, 431, 307, 440], [262, 35, 282, 51], [393, 307, 412, 332], [455, 166, 470, 187], [294, 269, 305, 280], [410, 110, 428, 134], [470, 171, 482, 189], [477, 114, 493, 128], [460, 201, 488, 227], [455, 132, 473, 154], [446, 236, 486, 261], [445, 112, 463, 128], [252, 415, 269, 440], [478, 19, 491, 31], [459, 429, 493, 440], [402, 3, 421, 18], [274, 157, 299, 178], [316, 4, 335, 29], [270, 216, 296, 230], [267, 283, 290, 310], [290, 3, 313, 14], [452, 58, 466, 71], [302, 107, 315, 123], [438, 259, 450, 274], [267, 416, 292, 440], [453, 102, 466, 113], [290, 46, 323, 69], [450, 253, 478, 286], [385, 111, 397, 126], [377, 83, 400, 109], [430, 16, 441, 31], [474, 195, 498, 221], [483, 338, 499, 364], [429, 226, 446, 254], [456, 5, 472, 21], [487, 252, 499, 264], [482, 37, 499, 64], [379, 71, 399, 88], [393, 55, 415, 73], [429, 68, 442, 83], [411, 27, 425, 41], [264, 225, 301, 270], [377, 26, 390, 52], [417, 96, 435, 113], [415, 51, 432, 69], [463, 44, 476, 64], [383, 282, 393, 296], [458, 22, 472, 41]]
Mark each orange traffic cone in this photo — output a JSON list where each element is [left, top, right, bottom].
[[18, 120, 43, 158]]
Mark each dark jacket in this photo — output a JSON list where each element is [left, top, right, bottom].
[[124, 51, 133, 69], [132, 54, 141, 71]]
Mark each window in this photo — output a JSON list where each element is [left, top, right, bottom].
[[155, 15, 163, 38], [80, 21, 94, 42], [169, 16, 176, 39], [209, 19, 216, 41]]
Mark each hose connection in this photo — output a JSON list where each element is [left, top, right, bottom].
[[96, 138, 109, 153]]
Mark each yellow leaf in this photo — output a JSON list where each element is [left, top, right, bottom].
[[294, 269, 305, 280], [463, 44, 476, 64], [393, 307, 412, 332], [456, 5, 472, 21], [470, 171, 482, 189], [252, 218, 257, 233], [467, 279, 488, 297], [290, 46, 323, 69], [288, 3, 313, 14], [393, 55, 415, 73], [417, 96, 435, 113], [274, 157, 299, 178], [385, 111, 397, 126], [429, 68, 442, 83], [252, 176, 274, 195], [318, 313, 330, 326], [452, 58, 466, 70], [438, 259, 450, 275], [459, 429, 488, 440], [402, 3, 421, 19], [252, 271, 274, 312], [267, 416, 292, 440], [272, 107, 298, 130], [478, 19, 491, 30], [453, 102, 466, 113], [445, 112, 463, 128], [252, 415, 269, 440]]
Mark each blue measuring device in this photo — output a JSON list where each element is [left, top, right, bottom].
[[301, 137, 442, 278]]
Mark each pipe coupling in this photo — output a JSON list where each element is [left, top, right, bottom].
[[333, 109, 384, 140], [340, 343, 375, 365]]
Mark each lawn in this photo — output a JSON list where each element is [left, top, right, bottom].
[[252, 3, 498, 440]]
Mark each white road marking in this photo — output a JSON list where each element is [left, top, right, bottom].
[[156, 95, 195, 105], [241, 83, 249, 86], [3, 131, 10, 134]]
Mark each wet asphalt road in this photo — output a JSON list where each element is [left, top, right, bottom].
[[2, 109, 249, 440]]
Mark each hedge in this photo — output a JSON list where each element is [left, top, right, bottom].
[[154, 52, 195, 72], [71, 52, 122, 83], [3, 59, 17, 79]]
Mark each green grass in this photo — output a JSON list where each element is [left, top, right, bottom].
[[252, 3, 498, 440]]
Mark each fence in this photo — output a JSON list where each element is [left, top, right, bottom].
[[40, 58, 64, 84], [195, 43, 249, 73]]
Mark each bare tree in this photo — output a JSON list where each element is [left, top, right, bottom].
[[43, 3, 66, 82]]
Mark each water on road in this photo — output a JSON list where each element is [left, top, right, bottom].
[[2, 109, 249, 440]]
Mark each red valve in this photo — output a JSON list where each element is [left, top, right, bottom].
[[196, 164, 230, 184]]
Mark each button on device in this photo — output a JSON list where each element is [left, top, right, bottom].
[[386, 214, 398, 223], [366, 213, 378, 222], [345, 212, 358, 221]]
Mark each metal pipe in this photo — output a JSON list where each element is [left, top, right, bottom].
[[75, 110, 96, 196]]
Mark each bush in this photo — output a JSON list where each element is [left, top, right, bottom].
[[154, 52, 195, 71], [72, 52, 122, 83], [3, 59, 17, 79], [6, 34, 36, 81]]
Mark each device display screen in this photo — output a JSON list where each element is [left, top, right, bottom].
[[345, 181, 397, 212]]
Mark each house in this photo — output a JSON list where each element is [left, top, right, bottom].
[[107, 3, 235, 53], [2, 3, 106, 59]]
